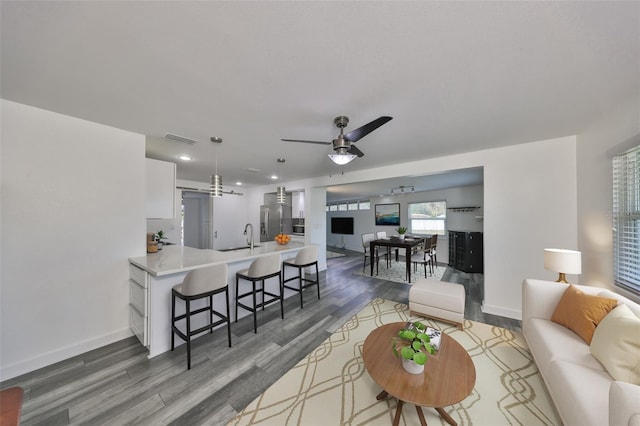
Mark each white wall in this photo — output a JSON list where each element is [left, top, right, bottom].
[[213, 191, 251, 249], [247, 136, 577, 320], [0, 100, 146, 380], [326, 184, 484, 256], [576, 93, 640, 302]]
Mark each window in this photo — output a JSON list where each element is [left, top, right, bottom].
[[348, 202, 358, 210], [338, 203, 347, 211], [613, 144, 640, 294], [359, 201, 371, 210], [408, 201, 446, 235]]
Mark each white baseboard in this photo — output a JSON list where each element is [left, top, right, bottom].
[[482, 303, 522, 321], [0, 327, 134, 381]]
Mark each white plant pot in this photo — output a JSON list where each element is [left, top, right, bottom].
[[402, 358, 424, 375], [398, 234, 405, 240]]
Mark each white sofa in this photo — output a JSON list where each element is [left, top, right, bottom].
[[522, 279, 640, 426]]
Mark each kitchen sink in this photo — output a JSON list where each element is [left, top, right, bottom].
[[217, 245, 261, 252]]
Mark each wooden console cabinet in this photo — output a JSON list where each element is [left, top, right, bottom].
[[448, 231, 483, 273]]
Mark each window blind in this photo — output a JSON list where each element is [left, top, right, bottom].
[[613, 144, 640, 294]]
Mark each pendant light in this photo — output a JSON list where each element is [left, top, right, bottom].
[[210, 137, 223, 198], [210, 172, 223, 198], [276, 158, 286, 204]]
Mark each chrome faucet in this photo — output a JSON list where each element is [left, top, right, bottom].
[[243, 223, 254, 250]]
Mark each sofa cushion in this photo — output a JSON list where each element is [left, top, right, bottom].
[[524, 317, 604, 377], [590, 304, 640, 385], [546, 359, 612, 426], [551, 284, 618, 344], [598, 289, 640, 317]]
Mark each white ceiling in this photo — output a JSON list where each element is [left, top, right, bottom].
[[2, 1, 638, 199]]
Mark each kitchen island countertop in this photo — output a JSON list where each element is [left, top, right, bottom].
[[129, 241, 307, 277]]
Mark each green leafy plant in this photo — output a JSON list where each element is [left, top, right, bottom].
[[392, 321, 435, 365], [396, 226, 407, 235], [155, 230, 167, 241]]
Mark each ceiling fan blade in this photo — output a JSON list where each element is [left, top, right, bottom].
[[344, 116, 393, 142], [281, 138, 331, 145], [347, 144, 365, 157]]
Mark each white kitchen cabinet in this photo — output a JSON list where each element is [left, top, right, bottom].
[[129, 264, 149, 347], [146, 158, 176, 219], [292, 191, 305, 218]]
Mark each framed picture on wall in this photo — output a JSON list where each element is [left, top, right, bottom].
[[375, 203, 400, 226]]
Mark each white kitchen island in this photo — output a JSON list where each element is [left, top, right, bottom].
[[128, 241, 310, 358]]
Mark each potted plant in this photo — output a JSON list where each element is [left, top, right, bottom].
[[392, 321, 436, 374], [155, 230, 167, 250], [396, 226, 408, 240]]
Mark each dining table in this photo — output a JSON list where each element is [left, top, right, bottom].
[[370, 236, 425, 283]]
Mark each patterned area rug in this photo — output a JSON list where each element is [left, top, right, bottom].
[[353, 257, 446, 284], [228, 298, 559, 426]]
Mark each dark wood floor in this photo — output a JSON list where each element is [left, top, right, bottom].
[[1, 252, 520, 425]]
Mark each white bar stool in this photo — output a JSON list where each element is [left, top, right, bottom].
[[171, 263, 231, 370], [282, 246, 320, 309], [235, 253, 283, 333]]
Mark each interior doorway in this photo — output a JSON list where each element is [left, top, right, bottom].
[[182, 191, 211, 249]]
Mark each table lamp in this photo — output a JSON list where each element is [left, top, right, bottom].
[[543, 248, 582, 283]]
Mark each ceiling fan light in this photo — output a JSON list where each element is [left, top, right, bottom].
[[328, 152, 357, 165], [210, 174, 223, 197]]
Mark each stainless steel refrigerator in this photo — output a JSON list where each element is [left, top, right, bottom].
[[260, 199, 292, 242]]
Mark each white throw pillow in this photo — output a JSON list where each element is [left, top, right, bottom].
[[590, 304, 640, 385]]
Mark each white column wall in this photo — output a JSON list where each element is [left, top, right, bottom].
[[481, 138, 577, 318], [0, 100, 146, 380]]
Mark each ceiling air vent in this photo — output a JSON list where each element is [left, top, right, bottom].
[[165, 133, 198, 145]]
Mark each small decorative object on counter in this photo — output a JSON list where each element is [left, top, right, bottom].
[[147, 233, 158, 253], [155, 230, 167, 250], [274, 233, 291, 245]]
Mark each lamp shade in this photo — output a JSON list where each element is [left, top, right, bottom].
[[544, 248, 582, 275]]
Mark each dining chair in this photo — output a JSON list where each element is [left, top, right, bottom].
[[410, 238, 433, 280], [429, 235, 438, 270], [362, 233, 387, 275], [376, 231, 392, 267]]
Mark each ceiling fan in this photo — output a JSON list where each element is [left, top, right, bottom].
[[282, 115, 393, 165]]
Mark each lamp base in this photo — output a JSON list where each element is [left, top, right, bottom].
[[555, 273, 569, 283]]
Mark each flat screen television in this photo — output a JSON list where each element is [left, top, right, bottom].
[[331, 217, 354, 235]]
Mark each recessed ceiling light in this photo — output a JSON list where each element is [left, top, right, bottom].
[[271, 174, 278, 180], [236, 181, 242, 186], [179, 155, 192, 161]]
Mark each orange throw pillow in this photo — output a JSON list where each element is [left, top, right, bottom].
[[551, 285, 618, 344]]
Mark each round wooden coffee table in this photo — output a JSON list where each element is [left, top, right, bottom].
[[363, 322, 476, 426]]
